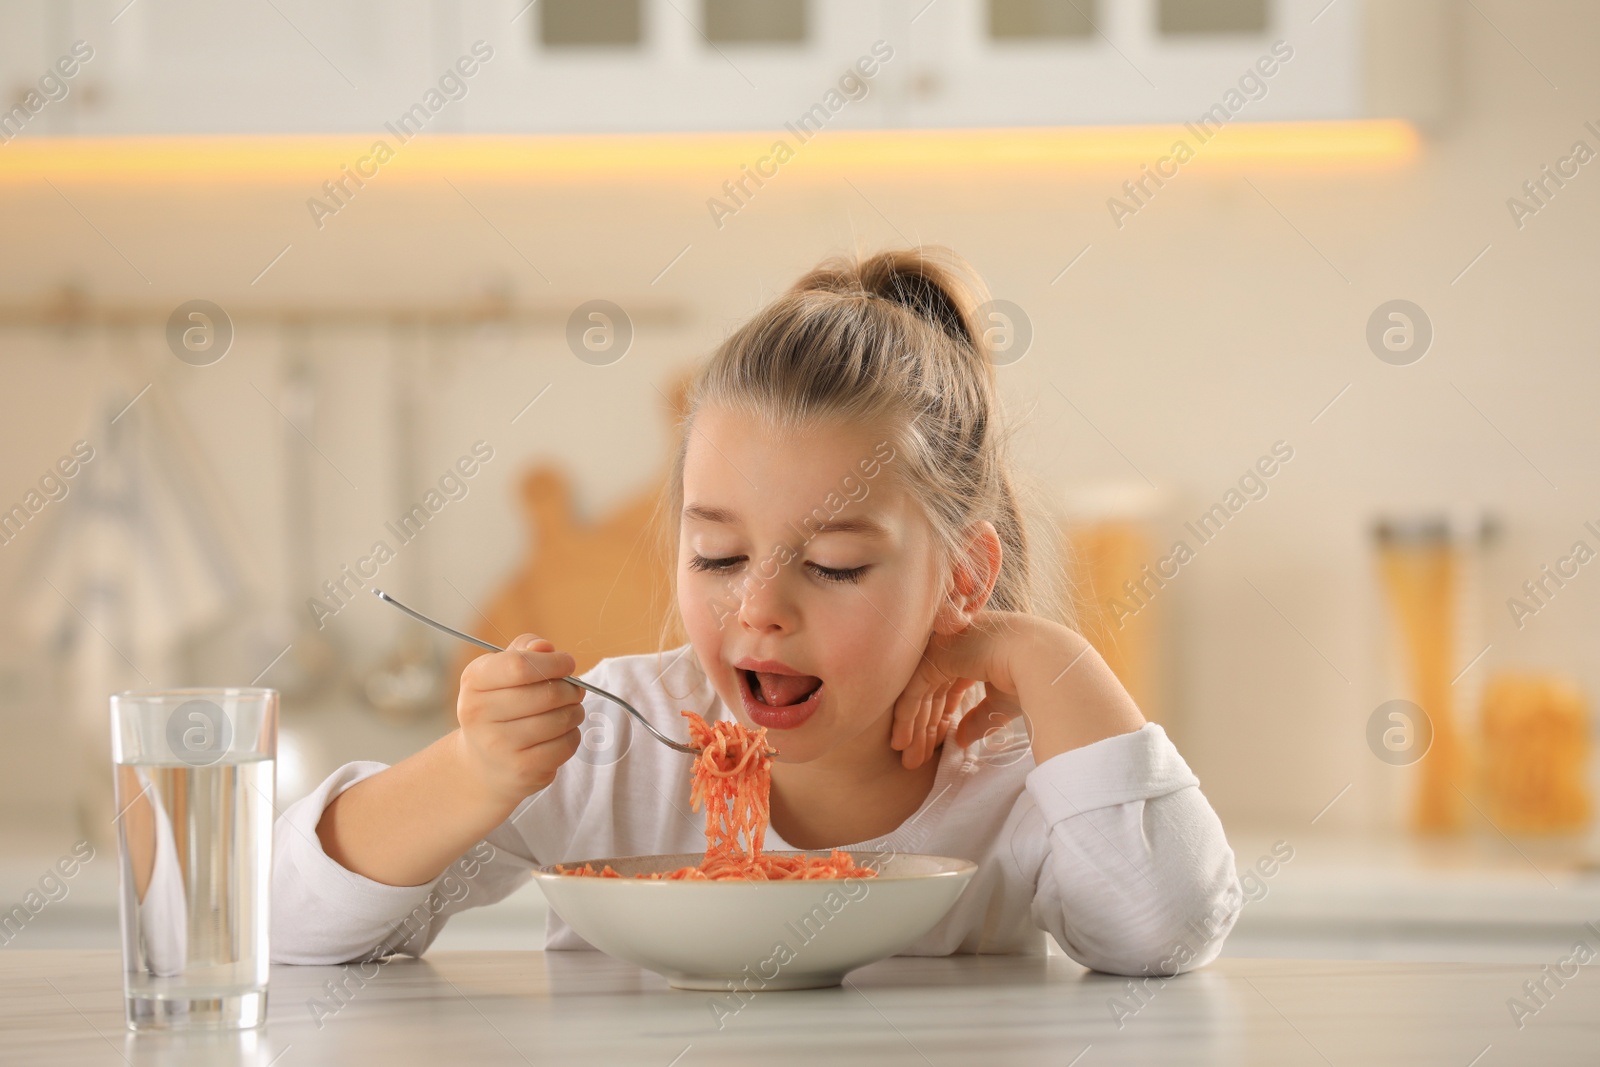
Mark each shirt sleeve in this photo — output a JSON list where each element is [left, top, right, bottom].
[[1021, 722, 1243, 977], [269, 761, 540, 966]]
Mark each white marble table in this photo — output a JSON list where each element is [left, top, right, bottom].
[[5, 950, 1597, 1066]]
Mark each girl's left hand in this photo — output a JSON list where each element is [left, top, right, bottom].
[[889, 611, 1033, 770]]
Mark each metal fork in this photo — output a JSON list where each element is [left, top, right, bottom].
[[371, 588, 700, 755]]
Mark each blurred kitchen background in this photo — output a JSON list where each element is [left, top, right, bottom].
[[2, 0, 1598, 963]]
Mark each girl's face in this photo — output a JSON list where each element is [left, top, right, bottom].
[[677, 404, 948, 766]]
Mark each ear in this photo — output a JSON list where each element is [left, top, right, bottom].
[[932, 520, 1003, 635]]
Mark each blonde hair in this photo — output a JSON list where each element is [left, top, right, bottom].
[[659, 245, 1067, 654]]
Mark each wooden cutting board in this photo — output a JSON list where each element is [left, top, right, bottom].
[[447, 377, 687, 713]]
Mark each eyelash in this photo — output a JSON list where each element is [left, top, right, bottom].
[[688, 555, 869, 585]]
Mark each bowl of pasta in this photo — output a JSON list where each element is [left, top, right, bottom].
[[530, 712, 977, 990], [532, 849, 977, 991]]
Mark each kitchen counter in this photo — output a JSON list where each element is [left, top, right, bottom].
[[5, 950, 1597, 1065], [1222, 830, 1600, 962], [13, 826, 1600, 963]]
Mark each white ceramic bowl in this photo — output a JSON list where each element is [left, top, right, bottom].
[[531, 851, 977, 990]]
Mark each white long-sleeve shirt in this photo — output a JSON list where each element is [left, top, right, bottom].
[[270, 645, 1244, 976]]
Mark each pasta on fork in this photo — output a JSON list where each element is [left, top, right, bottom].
[[557, 711, 876, 881]]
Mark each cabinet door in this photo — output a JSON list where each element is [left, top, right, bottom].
[[463, 0, 894, 133], [70, 0, 443, 134], [896, 0, 1364, 128]]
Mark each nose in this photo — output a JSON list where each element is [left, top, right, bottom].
[[735, 565, 797, 635]]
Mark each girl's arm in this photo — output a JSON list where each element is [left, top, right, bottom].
[[271, 761, 538, 966], [1012, 722, 1244, 975], [315, 637, 586, 888], [892, 613, 1145, 767], [997, 619, 1148, 761], [268, 637, 588, 965], [897, 613, 1243, 975]]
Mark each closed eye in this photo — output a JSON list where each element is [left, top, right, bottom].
[[688, 554, 744, 573], [689, 554, 868, 584], [808, 563, 869, 584]]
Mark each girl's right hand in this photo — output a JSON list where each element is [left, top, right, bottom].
[[454, 635, 586, 810]]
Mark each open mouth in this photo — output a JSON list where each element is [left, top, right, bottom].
[[741, 668, 823, 708]]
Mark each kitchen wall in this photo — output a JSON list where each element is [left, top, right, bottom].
[[0, 0, 1596, 847]]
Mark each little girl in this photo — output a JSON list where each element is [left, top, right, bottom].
[[271, 246, 1243, 976]]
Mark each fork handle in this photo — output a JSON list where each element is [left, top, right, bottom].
[[374, 589, 501, 653], [371, 588, 700, 754]]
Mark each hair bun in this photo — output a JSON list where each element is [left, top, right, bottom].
[[797, 246, 991, 357]]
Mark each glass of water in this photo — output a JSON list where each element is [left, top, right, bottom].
[[110, 688, 277, 1031]]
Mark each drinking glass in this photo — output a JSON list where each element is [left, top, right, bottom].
[[110, 688, 277, 1030]]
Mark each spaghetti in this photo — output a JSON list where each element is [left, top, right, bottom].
[[557, 710, 877, 882]]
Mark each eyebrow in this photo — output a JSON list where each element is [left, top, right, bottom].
[[683, 503, 891, 540]]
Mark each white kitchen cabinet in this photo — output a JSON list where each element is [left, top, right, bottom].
[[461, 0, 894, 134], [894, 0, 1365, 127], [0, 0, 1450, 135]]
